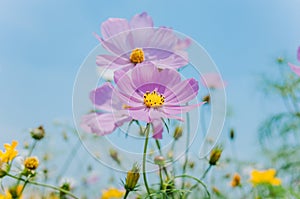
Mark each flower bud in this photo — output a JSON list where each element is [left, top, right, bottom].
[[30, 126, 45, 140], [202, 95, 210, 104], [277, 57, 284, 64], [231, 173, 241, 187], [173, 126, 183, 140], [209, 147, 222, 166], [188, 161, 195, 169], [24, 156, 39, 171], [154, 156, 165, 166], [109, 149, 121, 165], [230, 128, 235, 140], [212, 186, 221, 196], [125, 163, 140, 191]]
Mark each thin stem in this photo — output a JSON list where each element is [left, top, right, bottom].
[[155, 140, 170, 179], [201, 165, 212, 180], [28, 140, 38, 157], [56, 138, 81, 183], [159, 166, 163, 190], [188, 165, 214, 197], [169, 140, 176, 174], [142, 123, 152, 198], [6, 173, 79, 199], [174, 174, 210, 199], [181, 110, 191, 189], [123, 190, 130, 199], [18, 179, 28, 198]]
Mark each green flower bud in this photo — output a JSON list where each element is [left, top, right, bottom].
[[109, 149, 121, 165], [125, 163, 140, 191], [277, 57, 284, 64], [209, 147, 222, 166], [230, 128, 235, 140], [30, 126, 45, 140], [154, 156, 165, 166], [173, 126, 183, 140], [202, 94, 210, 104]]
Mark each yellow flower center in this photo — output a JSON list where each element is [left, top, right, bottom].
[[130, 48, 144, 64], [143, 91, 165, 108], [24, 156, 39, 170]]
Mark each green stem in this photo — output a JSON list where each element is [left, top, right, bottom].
[[142, 123, 152, 198], [181, 110, 191, 189], [175, 174, 210, 199], [185, 165, 212, 199], [155, 140, 170, 179], [6, 173, 79, 199], [123, 190, 130, 199], [28, 140, 37, 157], [159, 166, 164, 190], [18, 179, 29, 198], [201, 165, 212, 180]]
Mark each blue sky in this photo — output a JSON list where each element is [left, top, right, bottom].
[[0, 0, 300, 159]]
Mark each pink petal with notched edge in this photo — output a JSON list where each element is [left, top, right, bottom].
[[90, 83, 114, 112], [165, 78, 199, 105], [101, 18, 130, 40], [90, 82, 125, 111], [152, 119, 163, 139], [113, 65, 133, 84], [152, 51, 189, 69], [175, 38, 192, 50], [96, 54, 130, 69], [100, 33, 132, 55], [289, 63, 300, 76], [130, 12, 153, 29], [131, 62, 157, 88], [163, 102, 205, 116], [128, 28, 155, 48], [114, 72, 143, 105], [131, 63, 181, 90], [81, 112, 131, 136], [148, 27, 179, 50], [80, 113, 116, 136]]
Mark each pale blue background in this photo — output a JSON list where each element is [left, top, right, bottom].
[[0, 0, 300, 167]]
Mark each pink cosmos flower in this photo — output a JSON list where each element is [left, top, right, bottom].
[[201, 73, 227, 89], [112, 63, 201, 137], [288, 47, 300, 76], [95, 12, 190, 73], [80, 82, 164, 139]]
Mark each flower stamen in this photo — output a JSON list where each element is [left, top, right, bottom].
[[143, 91, 165, 108], [130, 48, 144, 64]]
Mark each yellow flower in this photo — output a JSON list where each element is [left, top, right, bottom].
[[24, 156, 39, 170], [0, 141, 18, 163], [249, 169, 281, 186], [101, 188, 124, 199]]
